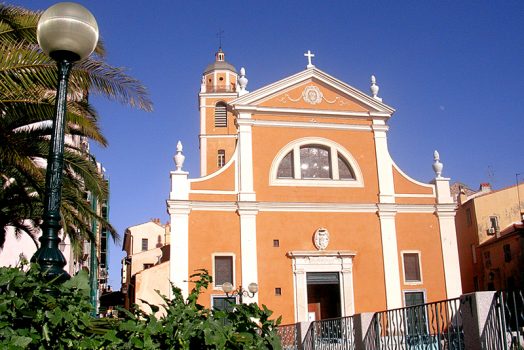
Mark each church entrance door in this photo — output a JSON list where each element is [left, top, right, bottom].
[[306, 272, 341, 321]]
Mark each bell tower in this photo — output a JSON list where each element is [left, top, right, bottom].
[[198, 48, 246, 176]]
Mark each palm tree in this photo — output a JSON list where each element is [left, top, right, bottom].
[[0, 4, 152, 255]]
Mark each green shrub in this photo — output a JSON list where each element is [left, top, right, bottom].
[[0, 266, 282, 349]]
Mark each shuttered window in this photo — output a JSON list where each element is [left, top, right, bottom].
[[214, 256, 233, 286], [214, 102, 227, 127], [403, 252, 422, 283]]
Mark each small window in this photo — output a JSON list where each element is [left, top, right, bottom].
[[217, 149, 225, 167], [214, 102, 227, 127], [273, 239, 280, 247], [141, 238, 148, 252], [214, 256, 233, 287], [503, 244, 512, 262], [212, 296, 235, 312], [143, 263, 153, 270], [275, 288, 282, 296], [484, 251, 491, 268], [466, 208, 472, 226], [489, 216, 499, 231], [403, 252, 422, 283], [471, 244, 477, 264]]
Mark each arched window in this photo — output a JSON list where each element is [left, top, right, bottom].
[[272, 138, 362, 187], [214, 102, 227, 127]]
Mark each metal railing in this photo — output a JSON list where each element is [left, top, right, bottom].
[[302, 316, 355, 350], [277, 323, 300, 350], [482, 289, 524, 350], [364, 297, 463, 349]]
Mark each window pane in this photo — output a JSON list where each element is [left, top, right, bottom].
[[141, 238, 148, 252], [215, 256, 233, 286], [338, 154, 355, 179], [403, 253, 421, 282], [277, 151, 294, 178], [300, 146, 331, 179], [217, 149, 225, 167]]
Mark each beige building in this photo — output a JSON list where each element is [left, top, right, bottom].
[[455, 182, 524, 292], [121, 219, 170, 310]]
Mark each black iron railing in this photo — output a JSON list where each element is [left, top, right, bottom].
[[364, 297, 463, 349], [277, 323, 299, 350], [302, 316, 355, 350], [482, 289, 524, 350]]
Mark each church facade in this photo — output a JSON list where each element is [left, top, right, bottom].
[[167, 48, 461, 324]]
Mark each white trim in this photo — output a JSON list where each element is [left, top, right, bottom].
[[288, 250, 356, 322], [234, 106, 387, 118], [200, 134, 238, 139], [189, 190, 238, 195], [269, 137, 364, 188], [190, 147, 238, 186], [392, 161, 436, 192], [167, 200, 443, 214], [229, 67, 395, 114], [212, 252, 236, 291], [373, 121, 395, 204], [237, 112, 256, 201], [378, 209, 403, 309], [252, 119, 372, 131], [238, 209, 259, 304], [200, 97, 207, 176], [435, 210, 462, 298], [401, 250, 423, 285]]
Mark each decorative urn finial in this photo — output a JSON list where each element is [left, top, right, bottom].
[[370, 75, 381, 101], [174, 141, 185, 171], [432, 150, 443, 178], [238, 67, 248, 92]]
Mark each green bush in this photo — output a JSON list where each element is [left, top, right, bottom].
[[0, 266, 282, 349]]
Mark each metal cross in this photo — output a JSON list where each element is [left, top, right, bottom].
[[304, 50, 315, 68], [217, 29, 224, 48]]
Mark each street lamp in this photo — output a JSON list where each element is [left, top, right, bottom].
[[221, 282, 259, 303], [31, 2, 99, 282]]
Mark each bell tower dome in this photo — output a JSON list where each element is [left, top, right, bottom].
[[198, 48, 240, 176]]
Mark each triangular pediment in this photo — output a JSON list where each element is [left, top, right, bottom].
[[230, 67, 395, 116]]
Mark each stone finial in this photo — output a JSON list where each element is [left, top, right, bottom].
[[370, 75, 382, 101], [200, 75, 206, 93], [174, 141, 185, 172], [238, 67, 248, 94], [432, 150, 443, 178]]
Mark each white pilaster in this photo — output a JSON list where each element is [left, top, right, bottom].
[[436, 206, 463, 298], [377, 206, 402, 309], [373, 121, 395, 203], [168, 170, 190, 299], [237, 203, 259, 304], [237, 113, 256, 201], [199, 97, 207, 176]]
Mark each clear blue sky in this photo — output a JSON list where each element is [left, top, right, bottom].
[[16, 1, 524, 289]]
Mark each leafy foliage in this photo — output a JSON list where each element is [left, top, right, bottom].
[[0, 267, 282, 349]]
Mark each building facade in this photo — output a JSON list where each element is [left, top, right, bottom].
[[121, 219, 170, 310], [455, 182, 524, 292], [167, 48, 462, 324]]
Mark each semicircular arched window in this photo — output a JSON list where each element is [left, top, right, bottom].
[[272, 138, 362, 187]]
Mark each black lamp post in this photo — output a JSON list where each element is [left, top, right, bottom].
[[31, 2, 99, 282], [221, 282, 259, 304]]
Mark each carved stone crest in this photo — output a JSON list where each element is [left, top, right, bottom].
[[313, 228, 329, 250], [302, 86, 323, 105]]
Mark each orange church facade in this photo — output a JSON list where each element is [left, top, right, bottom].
[[167, 49, 462, 324]]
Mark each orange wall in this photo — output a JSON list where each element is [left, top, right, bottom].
[[252, 125, 379, 203], [396, 213, 447, 302]]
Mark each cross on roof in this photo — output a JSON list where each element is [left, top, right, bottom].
[[304, 50, 315, 68], [217, 29, 224, 48]]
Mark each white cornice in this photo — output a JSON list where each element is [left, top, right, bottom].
[[199, 134, 238, 139], [171, 200, 445, 214], [229, 68, 395, 114], [232, 105, 391, 119], [287, 250, 357, 258]]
